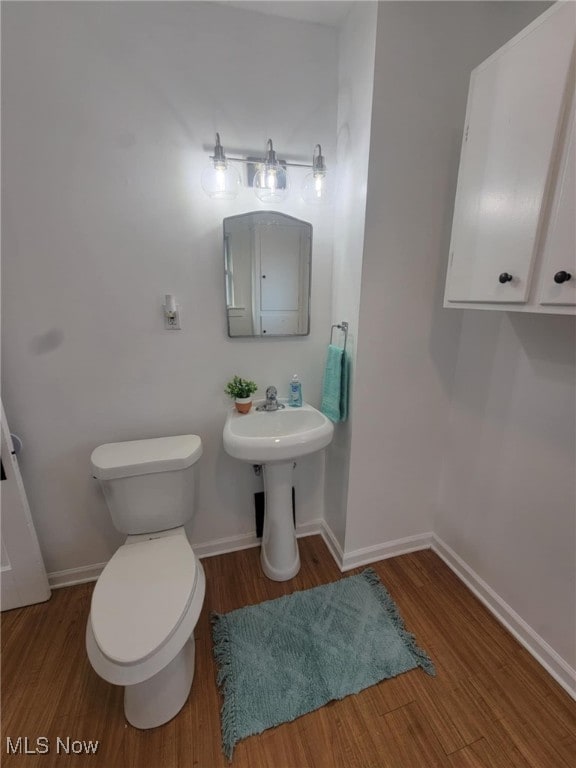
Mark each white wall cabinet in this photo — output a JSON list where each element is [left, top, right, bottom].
[[445, 2, 575, 314], [538, 108, 576, 307]]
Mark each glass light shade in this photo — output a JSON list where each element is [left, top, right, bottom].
[[253, 164, 289, 203], [301, 170, 331, 204], [201, 161, 241, 199]]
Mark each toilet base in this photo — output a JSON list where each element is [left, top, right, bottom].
[[124, 635, 196, 729]]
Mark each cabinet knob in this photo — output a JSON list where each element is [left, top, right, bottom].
[[499, 272, 513, 284], [553, 270, 572, 284]]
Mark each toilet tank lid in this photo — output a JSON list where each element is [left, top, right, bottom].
[[91, 435, 202, 480]]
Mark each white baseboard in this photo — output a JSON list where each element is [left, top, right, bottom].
[[295, 520, 324, 538], [48, 520, 325, 589], [432, 534, 576, 700], [193, 519, 324, 560], [47, 527, 430, 587], [191, 530, 260, 560], [48, 562, 107, 589], [318, 520, 345, 569], [339, 532, 434, 571]]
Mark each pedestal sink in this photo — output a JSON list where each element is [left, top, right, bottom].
[[223, 401, 334, 581]]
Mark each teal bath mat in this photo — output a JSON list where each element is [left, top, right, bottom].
[[211, 568, 435, 758]]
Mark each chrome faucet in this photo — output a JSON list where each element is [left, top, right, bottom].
[[256, 385, 285, 411]]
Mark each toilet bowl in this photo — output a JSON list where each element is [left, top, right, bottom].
[[87, 435, 205, 728]]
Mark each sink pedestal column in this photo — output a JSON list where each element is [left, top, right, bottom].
[[261, 461, 300, 581]]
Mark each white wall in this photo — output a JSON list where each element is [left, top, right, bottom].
[[324, 1, 377, 550], [345, 1, 551, 553], [426, 2, 576, 674], [437, 291, 576, 668], [344, 0, 574, 677], [1, 1, 338, 574]]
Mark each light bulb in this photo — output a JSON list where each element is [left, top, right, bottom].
[[253, 163, 289, 203], [267, 168, 277, 190], [301, 170, 331, 204], [301, 143, 331, 204], [201, 160, 240, 200]]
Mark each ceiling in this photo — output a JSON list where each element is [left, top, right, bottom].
[[216, 1, 357, 27]]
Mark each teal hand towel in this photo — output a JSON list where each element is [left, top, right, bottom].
[[321, 344, 349, 422], [340, 349, 350, 422]]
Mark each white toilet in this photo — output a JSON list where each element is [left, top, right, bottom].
[[86, 434, 205, 729]]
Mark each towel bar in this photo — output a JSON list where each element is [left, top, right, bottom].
[[330, 321, 349, 352]]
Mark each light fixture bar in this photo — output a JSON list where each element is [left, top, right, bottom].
[[203, 135, 330, 202], [209, 155, 314, 169], [208, 136, 316, 169]]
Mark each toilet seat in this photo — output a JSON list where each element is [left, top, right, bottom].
[[91, 533, 198, 665], [87, 530, 205, 686]]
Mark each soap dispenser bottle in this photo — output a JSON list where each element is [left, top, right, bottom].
[[289, 374, 302, 407]]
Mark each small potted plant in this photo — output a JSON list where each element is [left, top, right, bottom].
[[225, 376, 258, 414]]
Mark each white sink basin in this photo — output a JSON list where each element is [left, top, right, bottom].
[[223, 401, 334, 463]]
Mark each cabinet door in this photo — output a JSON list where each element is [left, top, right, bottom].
[[538, 105, 576, 306], [445, 3, 575, 304]]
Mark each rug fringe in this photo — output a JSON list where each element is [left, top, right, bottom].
[[211, 612, 238, 760], [361, 568, 436, 677]]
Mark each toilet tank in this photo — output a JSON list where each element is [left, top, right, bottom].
[[91, 435, 203, 535]]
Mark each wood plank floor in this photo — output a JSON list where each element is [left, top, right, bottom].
[[2, 535, 575, 767]]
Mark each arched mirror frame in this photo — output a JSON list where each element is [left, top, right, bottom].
[[223, 211, 312, 338]]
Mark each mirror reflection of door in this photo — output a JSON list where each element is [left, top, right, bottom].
[[223, 212, 312, 337]]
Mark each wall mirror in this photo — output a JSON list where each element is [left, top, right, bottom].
[[223, 211, 312, 337]]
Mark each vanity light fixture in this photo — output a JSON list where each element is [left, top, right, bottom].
[[202, 134, 330, 204]]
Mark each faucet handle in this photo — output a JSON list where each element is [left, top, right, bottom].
[[265, 385, 277, 400]]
